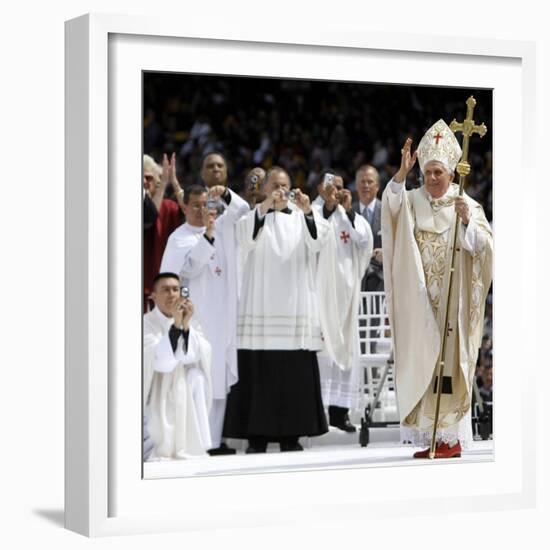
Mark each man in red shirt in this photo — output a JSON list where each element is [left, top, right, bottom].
[[143, 153, 185, 310]]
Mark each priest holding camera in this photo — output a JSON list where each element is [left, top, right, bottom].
[[223, 167, 333, 453]]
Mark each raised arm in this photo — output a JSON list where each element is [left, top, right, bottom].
[[162, 152, 185, 213], [385, 137, 418, 217]]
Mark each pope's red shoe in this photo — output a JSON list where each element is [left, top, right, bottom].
[[412, 442, 462, 459], [413, 446, 431, 458], [434, 441, 461, 458]]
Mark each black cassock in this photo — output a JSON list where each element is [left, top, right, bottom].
[[223, 208, 328, 447]]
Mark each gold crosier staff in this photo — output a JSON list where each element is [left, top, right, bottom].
[[429, 96, 487, 459]]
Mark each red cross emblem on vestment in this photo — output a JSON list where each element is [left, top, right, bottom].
[[433, 132, 443, 145], [215, 266, 222, 276], [340, 231, 350, 243]]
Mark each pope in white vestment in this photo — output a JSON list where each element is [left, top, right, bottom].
[[143, 273, 213, 459], [160, 185, 249, 453], [312, 176, 373, 431], [381, 121, 493, 458], [223, 167, 333, 453]]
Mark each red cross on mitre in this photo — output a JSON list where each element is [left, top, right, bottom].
[[433, 132, 443, 145], [215, 266, 222, 276], [340, 231, 350, 243]]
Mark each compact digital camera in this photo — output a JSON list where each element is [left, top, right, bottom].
[[206, 197, 223, 211], [180, 286, 190, 298], [323, 173, 336, 188], [283, 189, 296, 202]]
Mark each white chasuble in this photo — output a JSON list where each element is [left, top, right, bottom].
[[143, 308, 213, 459], [382, 181, 492, 446], [312, 197, 373, 408], [160, 190, 249, 398], [236, 205, 332, 350]]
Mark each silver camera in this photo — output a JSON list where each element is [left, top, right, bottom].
[[322, 173, 336, 188], [247, 169, 265, 191], [180, 286, 190, 298], [206, 197, 223, 211], [283, 189, 296, 202]]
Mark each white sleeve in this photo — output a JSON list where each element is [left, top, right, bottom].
[[175, 326, 202, 366], [161, 233, 214, 280], [387, 178, 406, 218], [236, 208, 260, 253], [150, 325, 206, 373], [151, 333, 179, 373], [222, 189, 250, 222], [458, 216, 491, 254], [302, 209, 330, 253], [343, 209, 373, 249]]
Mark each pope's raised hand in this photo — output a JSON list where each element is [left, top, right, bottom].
[[395, 138, 418, 183]]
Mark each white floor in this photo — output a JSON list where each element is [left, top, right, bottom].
[[144, 425, 494, 479]]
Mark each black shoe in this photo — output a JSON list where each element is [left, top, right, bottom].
[[328, 406, 357, 433], [245, 445, 267, 454], [280, 440, 304, 452], [245, 437, 267, 454], [330, 417, 357, 433], [207, 442, 237, 456]]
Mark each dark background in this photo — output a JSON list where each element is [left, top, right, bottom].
[[143, 72, 492, 221]]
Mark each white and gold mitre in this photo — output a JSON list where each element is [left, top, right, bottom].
[[417, 119, 462, 174]]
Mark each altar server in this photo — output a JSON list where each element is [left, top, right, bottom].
[[144, 272, 212, 459], [161, 183, 249, 454], [312, 173, 373, 432]]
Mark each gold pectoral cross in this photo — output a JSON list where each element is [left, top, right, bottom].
[[449, 96, 488, 177]]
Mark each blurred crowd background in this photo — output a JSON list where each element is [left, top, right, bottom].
[[143, 72, 494, 431]]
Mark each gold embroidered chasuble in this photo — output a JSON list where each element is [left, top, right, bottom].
[[381, 182, 492, 444]]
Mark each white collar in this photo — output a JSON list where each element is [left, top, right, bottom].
[[360, 198, 377, 213], [423, 183, 459, 203], [184, 222, 205, 234], [312, 195, 324, 207], [152, 306, 174, 331]]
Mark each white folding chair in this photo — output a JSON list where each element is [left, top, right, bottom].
[[356, 291, 399, 425]]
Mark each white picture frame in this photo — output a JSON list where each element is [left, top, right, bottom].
[[65, 12, 536, 537]]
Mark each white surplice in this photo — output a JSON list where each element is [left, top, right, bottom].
[[143, 307, 213, 459], [382, 180, 492, 446], [236, 204, 332, 350], [160, 189, 249, 399], [312, 196, 373, 408]]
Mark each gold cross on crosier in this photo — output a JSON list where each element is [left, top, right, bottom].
[[449, 96, 488, 177]]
